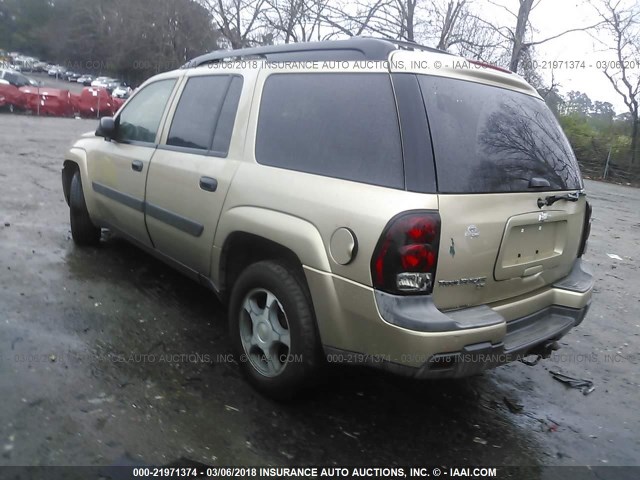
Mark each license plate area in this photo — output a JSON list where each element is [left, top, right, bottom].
[[495, 212, 568, 281]]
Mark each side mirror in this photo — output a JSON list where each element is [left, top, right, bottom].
[[96, 116, 116, 141]]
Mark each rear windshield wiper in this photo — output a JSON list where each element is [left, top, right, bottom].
[[537, 192, 580, 208]]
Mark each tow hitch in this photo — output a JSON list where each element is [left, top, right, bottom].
[[520, 340, 560, 366]]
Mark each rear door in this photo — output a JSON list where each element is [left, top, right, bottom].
[[144, 74, 244, 275], [417, 75, 587, 311]]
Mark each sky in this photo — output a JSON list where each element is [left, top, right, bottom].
[[484, 0, 635, 114]]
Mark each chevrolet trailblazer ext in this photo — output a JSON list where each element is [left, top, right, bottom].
[[62, 38, 594, 398]]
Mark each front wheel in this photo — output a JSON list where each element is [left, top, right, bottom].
[[69, 171, 101, 246], [229, 260, 323, 399]]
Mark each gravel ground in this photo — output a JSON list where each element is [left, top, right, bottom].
[[0, 114, 638, 473]]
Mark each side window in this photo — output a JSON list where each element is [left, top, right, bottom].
[[167, 75, 243, 155], [117, 79, 176, 144], [255, 73, 404, 189]]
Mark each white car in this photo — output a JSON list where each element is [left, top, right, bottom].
[[77, 75, 93, 86], [111, 84, 132, 98], [91, 77, 112, 88], [48, 66, 64, 76]]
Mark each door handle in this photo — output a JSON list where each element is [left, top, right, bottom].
[[199, 176, 218, 192], [131, 160, 143, 172]]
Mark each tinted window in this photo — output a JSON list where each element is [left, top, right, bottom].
[[212, 77, 243, 154], [256, 73, 404, 189], [117, 79, 176, 143], [419, 76, 582, 193], [168, 75, 242, 153]]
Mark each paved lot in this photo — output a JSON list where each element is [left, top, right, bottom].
[[0, 114, 638, 470], [29, 72, 86, 94]]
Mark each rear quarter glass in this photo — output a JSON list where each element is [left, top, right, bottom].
[[255, 72, 404, 189], [418, 75, 583, 193]]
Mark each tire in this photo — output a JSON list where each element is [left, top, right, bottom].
[[69, 171, 101, 246], [229, 260, 323, 400]]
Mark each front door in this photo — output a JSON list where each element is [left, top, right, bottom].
[[88, 79, 177, 247]]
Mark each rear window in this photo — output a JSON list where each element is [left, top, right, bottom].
[[256, 73, 404, 189], [418, 76, 582, 193]]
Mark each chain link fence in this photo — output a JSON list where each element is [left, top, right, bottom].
[[578, 149, 640, 186]]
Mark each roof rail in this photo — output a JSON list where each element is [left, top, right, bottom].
[[183, 37, 450, 68], [357, 36, 452, 56]]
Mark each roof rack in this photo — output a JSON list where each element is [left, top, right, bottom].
[[183, 37, 449, 68], [358, 36, 452, 55]]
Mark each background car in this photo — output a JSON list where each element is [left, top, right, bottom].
[[111, 83, 132, 99], [32, 61, 47, 72], [0, 69, 41, 88], [66, 72, 81, 82], [47, 66, 65, 77], [77, 75, 94, 86], [106, 78, 121, 90], [90, 77, 112, 88]]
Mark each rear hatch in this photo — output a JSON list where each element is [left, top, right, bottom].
[[417, 74, 587, 311]]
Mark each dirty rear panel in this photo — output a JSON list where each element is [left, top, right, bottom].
[[416, 75, 586, 311], [434, 194, 586, 310]]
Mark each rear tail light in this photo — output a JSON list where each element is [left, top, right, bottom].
[[371, 211, 441, 295], [577, 201, 592, 257]]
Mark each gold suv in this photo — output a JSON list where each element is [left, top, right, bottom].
[[62, 38, 594, 398]]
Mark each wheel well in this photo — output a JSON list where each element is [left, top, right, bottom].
[[220, 232, 306, 304], [62, 160, 79, 206]]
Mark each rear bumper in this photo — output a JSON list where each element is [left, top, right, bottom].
[[402, 302, 589, 379], [324, 302, 590, 379], [308, 260, 593, 378]]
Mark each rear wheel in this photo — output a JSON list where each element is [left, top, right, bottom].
[[229, 260, 322, 399], [69, 171, 101, 246]]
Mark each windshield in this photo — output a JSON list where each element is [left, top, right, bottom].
[[418, 75, 583, 193]]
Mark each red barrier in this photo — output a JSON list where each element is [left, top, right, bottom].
[[112, 97, 125, 112], [0, 83, 27, 111], [75, 87, 118, 118], [2, 85, 124, 118], [19, 87, 74, 117]]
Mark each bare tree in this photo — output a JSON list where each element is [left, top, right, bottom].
[[505, 0, 532, 71], [200, 0, 268, 48], [434, 0, 466, 50], [425, 0, 502, 62], [392, 0, 420, 42], [318, 0, 394, 39], [474, 0, 603, 73], [322, 0, 469, 46], [263, 0, 328, 43], [594, 0, 640, 164]]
